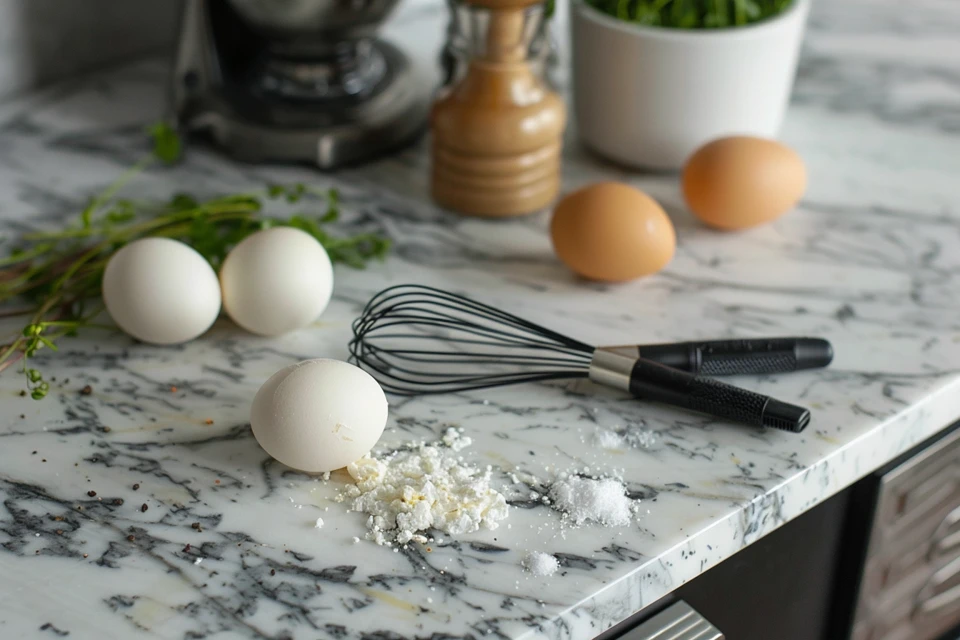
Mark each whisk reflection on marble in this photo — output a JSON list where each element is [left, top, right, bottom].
[[349, 284, 595, 395], [349, 285, 815, 432]]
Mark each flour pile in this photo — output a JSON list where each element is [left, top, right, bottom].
[[549, 476, 633, 526], [338, 428, 509, 545], [522, 551, 560, 577]]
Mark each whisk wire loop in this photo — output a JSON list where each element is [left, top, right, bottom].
[[349, 284, 594, 395]]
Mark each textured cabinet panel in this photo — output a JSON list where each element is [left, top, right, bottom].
[[851, 427, 960, 640], [620, 601, 723, 640]]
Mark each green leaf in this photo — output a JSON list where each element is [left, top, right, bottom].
[[169, 193, 199, 211], [81, 199, 96, 229], [147, 122, 182, 165], [266, 184, 307, 203], [105, 200, 136, 224], [593, 0, 791, 28], [321, 189, 340, 223]]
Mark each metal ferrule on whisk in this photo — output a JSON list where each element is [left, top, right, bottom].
[[588, 350, 636, 392]]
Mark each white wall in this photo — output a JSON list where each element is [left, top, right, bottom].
[[0, 0, 182, 100]]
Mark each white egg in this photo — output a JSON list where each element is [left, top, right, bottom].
[[219, 227, 333, 336], [250, 359, 387, 473], [101, 237, 221, 345]]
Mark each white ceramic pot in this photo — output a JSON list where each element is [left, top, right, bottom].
[[571, 0, 810, 170]]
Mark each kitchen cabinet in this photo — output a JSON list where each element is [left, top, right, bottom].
[[603, 422, 960, 640]]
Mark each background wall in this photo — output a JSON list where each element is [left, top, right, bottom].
[[0, 0, 182, 100]]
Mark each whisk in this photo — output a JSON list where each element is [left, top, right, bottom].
[[349, 285, 831, 432]]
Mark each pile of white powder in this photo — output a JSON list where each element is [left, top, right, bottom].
[[338, 428, 509, 545], [548, 475, 633, 526], [522, 551, 560, 577]]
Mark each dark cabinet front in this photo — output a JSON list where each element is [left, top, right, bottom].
[[600, 420, 960, 640]]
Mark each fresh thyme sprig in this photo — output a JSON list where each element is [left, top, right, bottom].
[[0, 124, 390, 398]]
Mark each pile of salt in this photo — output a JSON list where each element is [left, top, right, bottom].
[[522, 551, 560, 577], [549, 476, 633, 526]]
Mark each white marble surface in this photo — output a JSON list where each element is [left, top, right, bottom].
[[2, 0, 960, 639]]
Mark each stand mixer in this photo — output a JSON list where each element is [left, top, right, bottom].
[[172, 0, 431, 169]]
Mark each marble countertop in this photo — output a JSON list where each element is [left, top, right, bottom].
[[2, 1, 960, 639]]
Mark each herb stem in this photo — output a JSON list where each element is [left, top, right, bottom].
[[2, 124, 389, 399]]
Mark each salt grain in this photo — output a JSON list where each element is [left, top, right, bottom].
[[522, 551, 560, 577], [314, 518, 324, 529], [594, 429, 625, 449], [549, 476, 632, 526]]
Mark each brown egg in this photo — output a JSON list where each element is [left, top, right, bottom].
[[550, 182, 676, 282], [682, 136, 807, 230]]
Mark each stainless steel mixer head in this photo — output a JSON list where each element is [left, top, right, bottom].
[[226, 0, 400, 41], [172, 0, 430, 168]]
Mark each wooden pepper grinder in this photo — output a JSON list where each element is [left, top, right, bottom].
[[431, 0, 565, 217]]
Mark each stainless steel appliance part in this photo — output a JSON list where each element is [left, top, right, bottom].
[[172, 0, 430, 168]]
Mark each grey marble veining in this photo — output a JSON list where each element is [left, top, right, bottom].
[[2, 0, 960, 639]]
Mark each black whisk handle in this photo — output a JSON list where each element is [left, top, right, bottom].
[[590, 352, 810, 433], [603, 337, 834, 376]]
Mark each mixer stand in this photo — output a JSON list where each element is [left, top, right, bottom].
[[172, 0, 430, 169]]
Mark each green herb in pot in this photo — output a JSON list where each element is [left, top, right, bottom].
[[587, 0, 794, 28]]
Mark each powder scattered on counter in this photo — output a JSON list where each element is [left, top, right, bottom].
[[337, 428, 508, 545], [549, 476, 633, 526], [593, 430, 625, 449], [441, 427, 473, 451], [522, 551, 560, 577], [592, 425, 657, 450], [626, 427, 657, 449]]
